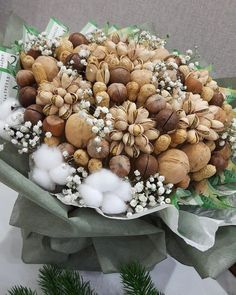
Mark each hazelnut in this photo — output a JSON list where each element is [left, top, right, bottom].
[[209, 92, 224, 107], [44, 136, 61, 146], [16, 70, 36, 87], [181, 142, 211, 172], [134, 154, 158, 178], [74, 149, 90, 166], [155, 109, 179, 132], [58, 143, 76, 158], [145, 94, 166, 114], [24, 104, 44, 125], [158, 149, 190, 184], [19, 86, 37, 107], [65, 53, 84, 72], [107, 83, 127, 104], [43, 115, 65, 137], [177, 174, 191, 189], [210, 152, 228, 172], [109, 155, 131, 177], [93, 82, 107, 95], [87, 138, 109, 159], [88, 158, 103, 173], [26, 49, 41, 59], [216, 142, 231, 160], [185, 75, 203, 94], [68, 32, 89, 47], [109, 67, 131, 85], [126, 81, 140, 101]]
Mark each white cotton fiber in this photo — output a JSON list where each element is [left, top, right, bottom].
[[113, 180, 132, 202], [49, 163, 74, 185], [6, 108, 25, 127], [0, 120, 10, 141], [101, 192, 128, 214], [79, 184, 103, 207], [0, 99, 19, 120], [85, 169, 120, 192], [33, 144, 63, 170], [32, 167, 56, 191]]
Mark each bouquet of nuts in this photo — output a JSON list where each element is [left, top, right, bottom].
[[1, 19, 236, 219]]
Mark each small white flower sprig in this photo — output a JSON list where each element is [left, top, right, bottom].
[[19, 31, 60, 56], [86, 29, 107, 44], [57, 48, 91, 77], [62, 167, 88, 204], [220, 118, 236, 158], [173, 47, 200, 69], [5, 120, 43, 154], [127, 170, 173, 217], [80, 106, 113, 144], [138, 30, 166, 49]]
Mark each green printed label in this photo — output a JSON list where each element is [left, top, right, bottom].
[[22, 24, 39, 44], [0, 68, 18, 103], [0, 46, 18, 69], [80, 22, 97, 35], [45, 17, 69, 39]]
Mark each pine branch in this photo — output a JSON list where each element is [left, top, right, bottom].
[[59, 269, 97, 295], [38, 264, 96, 295], [120, 262, 164, 295], [38, 264, 63, 295], [8, 286, 37, 295]]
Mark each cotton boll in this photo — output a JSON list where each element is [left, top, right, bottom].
[[33, 144, 63, 170], [49, 163, 74, 185], [0, 99, 19, 120], [5, 108, 25, 127], [79, 184, 103, 207], [85, 169, 120, 192], [113, 180, 132, 202], [32, 167, 56, 191], [101, 192, 128, 214], [0, 120, 11, 140]]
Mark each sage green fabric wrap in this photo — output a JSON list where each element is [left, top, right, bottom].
[[0, 71, 235, 276]]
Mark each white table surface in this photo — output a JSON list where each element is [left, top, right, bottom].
[[0, 182, 235, 295]]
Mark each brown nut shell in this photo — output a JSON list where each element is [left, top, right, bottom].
[[69, 32, 89, 47], [155, 109, 179, 132], [109, 67, 131, 85], [58, 142, 76, 158], [210, 152, 228, 172], [134, 154, 158, 178], [44, 136, 61, 147], [185, 75, 203, 94], [109, 155, 131, 177], [145, 94, 166, 114], [24, 104, 44, 125], [43, 115, 65, 137], [88, 158, 103, 173], [35, 56, 59, 81], [19, 86, 37, 107], [16, 70, 36, 87], [209, 92, 224, 107], [87, 138, 110, 159], [107, 83, 127, 104]]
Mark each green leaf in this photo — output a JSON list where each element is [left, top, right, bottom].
[[8, 286, 37, 295], [120, 262, 164, 295], [170, 188, 192, 208]]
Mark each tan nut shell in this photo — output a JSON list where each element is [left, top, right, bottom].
[[74, 149, 90, 166], [158, 149, 190, 184], [191, 164, 216, 181], [181, 142, 211, 172], [137, 84, 156, 105], [65, 113, 94, 148], [88, 158, 103, 173], [126, 81, 140, 101], [201, 86, 214, 102], [130, 70, 152, 87], [170, 129, 187, 146], [154, 134, 171, 154]]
